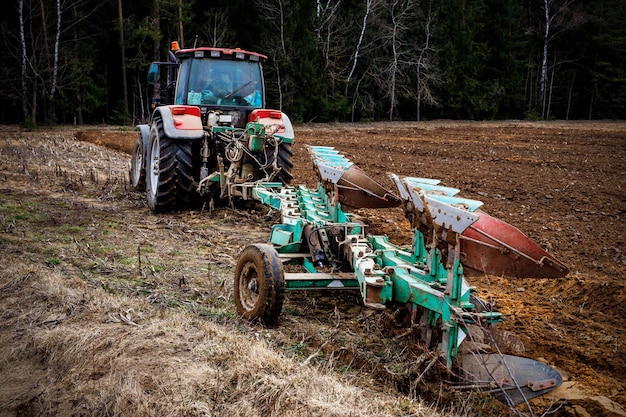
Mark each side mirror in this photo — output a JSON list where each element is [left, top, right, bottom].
[[147, 63, 159, 85]]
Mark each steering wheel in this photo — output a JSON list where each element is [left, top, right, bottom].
[[211, 80, 229, 98]]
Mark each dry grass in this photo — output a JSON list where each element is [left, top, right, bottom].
[[0, 258, 455, 417], [0, 128, 473, 416]]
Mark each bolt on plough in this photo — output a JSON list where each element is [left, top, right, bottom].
[[232, 145, 568, 406]]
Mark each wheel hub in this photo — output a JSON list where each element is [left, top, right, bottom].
[[248, 278, 259, 293]]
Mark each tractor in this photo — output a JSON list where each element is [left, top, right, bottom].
[[130, 42, 294, 212]]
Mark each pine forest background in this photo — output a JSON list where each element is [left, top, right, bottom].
[[2, 0, 625, 126]]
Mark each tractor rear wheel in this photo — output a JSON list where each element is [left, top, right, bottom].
[[263, 142, 293, 185], [146, 116, 195, 212], [234, 244, 285, 324], [130, 133, 146, 191]]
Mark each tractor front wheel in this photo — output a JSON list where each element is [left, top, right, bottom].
[[146, 116, 195, 212], [234, 244, 285, 324]]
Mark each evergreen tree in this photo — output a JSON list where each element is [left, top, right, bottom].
[[482, 0, 530, 119], [436, 0, 491, 119], [0, 0, 625, 123], [580, 0, 626, 119]]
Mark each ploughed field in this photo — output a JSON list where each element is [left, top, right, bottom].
[[293, 122, 626, 416], [0, 121, 624, 417]]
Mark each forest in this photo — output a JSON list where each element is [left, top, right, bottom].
[[1, 0, 625, 126]]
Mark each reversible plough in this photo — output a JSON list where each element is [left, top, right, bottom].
[[231, 145, 568, 406]]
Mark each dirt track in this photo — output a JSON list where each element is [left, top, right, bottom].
[[2, 121, 625, 416]]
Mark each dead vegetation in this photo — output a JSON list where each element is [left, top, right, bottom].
[[1, 266, 455, 417], [0, 128, 461, 417], [1, 122, 625, 417]]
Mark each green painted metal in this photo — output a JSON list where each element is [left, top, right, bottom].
[[248, 180, 504, 368], [285, 279, 359, 289], [284, 274, 360, 290], [243, 145, 508, 368]]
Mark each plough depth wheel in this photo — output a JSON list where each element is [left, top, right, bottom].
[[234, 244, 285, 324]]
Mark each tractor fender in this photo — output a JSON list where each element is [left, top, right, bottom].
[[280, 113, 295, 141], [137, 124, 150, 149], [136, 123, 151, 167], [153, 106, 205, 140], [248, 109, 295, 143]]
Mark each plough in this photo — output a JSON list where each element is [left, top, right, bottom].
[[231, 145, 568, 405]]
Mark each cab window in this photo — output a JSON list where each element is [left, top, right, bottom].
[[185, 59, 263, 107]]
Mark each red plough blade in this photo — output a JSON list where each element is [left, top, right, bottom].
[[336, 165, 401, 209], [460, 213, 569, 278]]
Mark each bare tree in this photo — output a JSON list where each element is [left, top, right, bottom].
[[412, 2, 441, 121], [339, 0, 384, 121], [19, 0, 29, 120], [346, 0, 378, 94], [118, 0, 129, 119], [256, 0, 287, 55], [200, 8, 235, 48], [532, 0, 585, 118], [255, 0, 291, 110], [314, 0, 343, 74], [372, 0, 417, 120], [50, 0, 61, 103]]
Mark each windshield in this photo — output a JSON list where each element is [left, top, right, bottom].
[[181, 58, 264, 108]]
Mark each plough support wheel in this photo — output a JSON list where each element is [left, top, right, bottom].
[[234, 244, 285, 324]]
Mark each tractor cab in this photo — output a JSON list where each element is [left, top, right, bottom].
[[148, 45, 268, 128]]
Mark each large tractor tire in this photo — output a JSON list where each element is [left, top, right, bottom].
[[234, 244, 285, 325], [146, 116, 195, 213], [130, 133, 146, 191], [263, 142, 294, 185]]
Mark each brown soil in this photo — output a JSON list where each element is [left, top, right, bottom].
[[292, 121, 626, 414], [1, 121, 625, 417]]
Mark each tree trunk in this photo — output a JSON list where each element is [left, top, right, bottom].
[[273, 58, 283, 110], [178, 0, 184, 47], [388, 2, 398, 121], [51, 0, 61, 102], [547, 54, 556, 118], [19, 0, 29, 120], [75, 89, 83, 125], [39, 0, 50, 123], [416, 83, 421, 122], [540, 0, 550, 119], [346, 0, 373, 95], [118, 0, 129, 121], [138, 81, 145, 122], [566, 73, 575, 120], [31, 78, 38, 125]]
